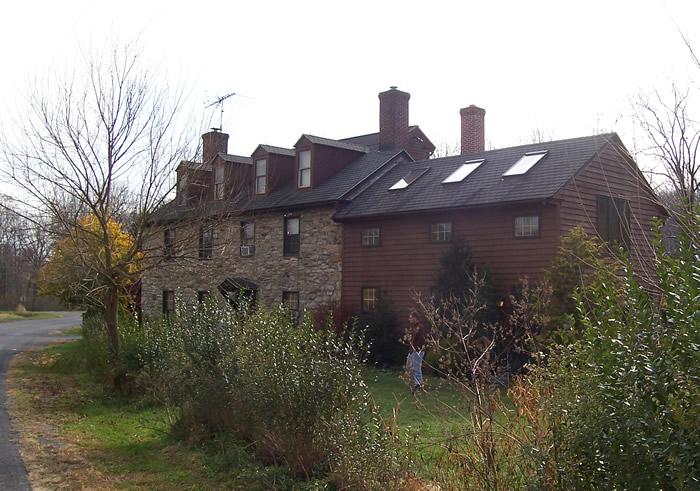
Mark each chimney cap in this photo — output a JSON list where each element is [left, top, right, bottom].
[[390, 85, 398, 90]]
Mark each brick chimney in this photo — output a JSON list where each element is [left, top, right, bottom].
[[460, 105, 486, 154], [202, 130, 229, 163], [379, 87, 410, 150]]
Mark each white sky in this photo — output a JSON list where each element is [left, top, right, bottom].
[[1, 0, 698, 177]]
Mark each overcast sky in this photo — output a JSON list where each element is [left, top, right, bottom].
[[1, 0, 698, 177]]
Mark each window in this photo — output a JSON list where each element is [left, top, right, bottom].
[[255, 159, 267, 194], [240, 221, 255, 256], [298, 150, 311, 188], [362, 287, 380, 312], [214, 167, 225, 200], [164, 228, 176, 258], [431, 222, 453, 242], [502, 151, 548, 177], [199, 226, 214, 258], [163, 290, 175, 315], [362, 227, 381, 247], [442, 159, 484, 184], [177, 174, 187, 206], [389, 167, 430, 190], [598, 195, 630, 249], [514, 216, 540, 238], [198, 290, 210, 304], [282, 291, 300, 320], [284, 216, 300, 256]]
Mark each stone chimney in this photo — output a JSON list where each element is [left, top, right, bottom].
[[379, 86, 410, 150], [460, 105, 486, 154], [202, 130, 229, 163]]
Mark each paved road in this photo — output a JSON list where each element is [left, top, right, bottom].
[[0, 312, 82, 490]]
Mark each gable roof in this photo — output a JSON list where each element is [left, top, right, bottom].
[[297, 134, 368, 153], [257, 145, 295, 157], [334, 133, 620, 220], [220, 154, 253, 165]]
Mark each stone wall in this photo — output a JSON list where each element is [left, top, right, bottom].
[[141, 206, 342, 318]]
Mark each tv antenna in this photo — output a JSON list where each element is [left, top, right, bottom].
[[205, 92, 237, 132]]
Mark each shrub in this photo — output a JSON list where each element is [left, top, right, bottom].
[[535, 221, 700, 488], [358, 300, 406, 366], [140, 296, 240, 436], [82, 311, 147, 393]]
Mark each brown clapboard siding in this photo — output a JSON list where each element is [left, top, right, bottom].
[[341, 203, 559, 322], [556, 141, 666, 278]]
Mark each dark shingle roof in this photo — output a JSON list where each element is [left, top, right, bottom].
[[220, 154, 252, 165], [245, 148, 404, 211], [259, 145, 295, 157], [302, 134, 368, 152], [334, 133, 619, 219]]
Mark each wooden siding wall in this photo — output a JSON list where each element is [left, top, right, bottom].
[[341, 203, 559, 323], [557, 142, 665, 280]]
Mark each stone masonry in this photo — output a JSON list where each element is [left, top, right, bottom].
[[141, 205, 342, 317]]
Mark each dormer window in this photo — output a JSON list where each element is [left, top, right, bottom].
[[298, 150, 311, 188], [255, 159, 267, 194], [177, 174, 187, 206], [214, 167, 224, 200]]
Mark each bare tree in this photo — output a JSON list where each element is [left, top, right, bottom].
[[0, 42, 196, 355], [634, 85, 699, 208]]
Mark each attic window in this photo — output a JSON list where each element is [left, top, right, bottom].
[[389, 167, 430, 190], [503, 151, 548, 177], [442, 159, 484, 184]]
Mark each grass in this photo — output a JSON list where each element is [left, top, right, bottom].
[[10, 338, 501, 488], [0, 310, 62, 322]]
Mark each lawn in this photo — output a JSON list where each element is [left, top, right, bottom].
[[9, 339, 485, 488], [0, 310, 61, 322]]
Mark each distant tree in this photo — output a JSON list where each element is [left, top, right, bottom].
[[0, 41, 195, 356]]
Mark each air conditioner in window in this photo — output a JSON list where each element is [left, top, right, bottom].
[[240, 245, 254, 257]]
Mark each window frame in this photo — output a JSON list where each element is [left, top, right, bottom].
[[162, 290, 175, 315], [255, 158, 267, 194], [282, 291, 300, 320], [163, 228, 176, 258], [298, 150, 311, 189], [240, 221, 255, 256], [597, 195, 631, 249], [430, 221, 453, 243], [177, 174, 187, 206], [514, 215, 540, 239], [199, 225, 214, 259], [214, 166, 225, 200], [283, 216, 301, 256], [361, 287, 381, 313], [361, 227, 381, 247], [198, 290, 210, 304]]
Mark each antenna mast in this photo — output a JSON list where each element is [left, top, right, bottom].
[[206, 92, 236, 131]]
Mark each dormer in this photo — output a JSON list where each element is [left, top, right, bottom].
[[293, 135, 367, 191], [250, 144, 295, 196], [210, 154, 253, 201], [175, 160, 211, 206]]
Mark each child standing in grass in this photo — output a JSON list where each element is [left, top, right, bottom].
[[406, 311, 426, 393]]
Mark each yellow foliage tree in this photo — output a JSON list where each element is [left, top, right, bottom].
[[37, 215, 142, 319]]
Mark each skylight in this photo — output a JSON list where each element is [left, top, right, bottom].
[[442, 159, 485, 184], [502, 151, 548, 177], [389, 167, 430, 190]]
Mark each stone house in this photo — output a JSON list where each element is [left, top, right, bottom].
[[142, 87, 665, 323]]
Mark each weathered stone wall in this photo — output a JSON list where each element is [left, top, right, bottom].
[[141, 206, 342, 317]]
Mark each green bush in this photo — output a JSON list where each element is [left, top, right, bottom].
[[82, 311, 148, 393], [140, 296, 240, 436], [358, 300, 406, 367], [536, 222, 700, 488]]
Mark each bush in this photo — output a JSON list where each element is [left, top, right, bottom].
[[82, 311, 147, 393], [535, 222, 700, 488], [358, 300, 406, 366]]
